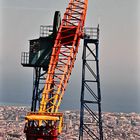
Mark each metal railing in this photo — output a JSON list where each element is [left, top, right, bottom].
[[84, 26, 99, 40], [40, 25, 53, 37], [21, 52, 29, 65]]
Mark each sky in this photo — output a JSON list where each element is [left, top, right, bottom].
[[0, 0, 140, 113]]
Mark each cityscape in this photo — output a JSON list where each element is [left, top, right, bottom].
[[0, 105, 140, 140]]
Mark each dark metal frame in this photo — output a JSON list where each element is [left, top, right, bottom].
[[31, 67, 47, 112], [79, 26, 103, 140], [21, 25, 52, 112]]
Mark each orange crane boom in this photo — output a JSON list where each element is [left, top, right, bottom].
[[40, 0, 88, 113], [24, 0, 88, 139]]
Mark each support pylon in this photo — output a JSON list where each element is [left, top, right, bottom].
[[79, 26, 103, 140]]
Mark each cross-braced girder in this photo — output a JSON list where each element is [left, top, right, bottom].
[[79, 26, 103, 140], [25, 0, 88, 139], [39, 0, 88, 114]]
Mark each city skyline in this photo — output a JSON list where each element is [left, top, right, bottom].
[[0, 106, 140, 139]]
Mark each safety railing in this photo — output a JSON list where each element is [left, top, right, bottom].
[[40, 25, 53, 37], [84, 26, 99, 40], [21, 52, 29, 65]]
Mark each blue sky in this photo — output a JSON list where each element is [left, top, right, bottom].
[[0, 0, 140, 113]]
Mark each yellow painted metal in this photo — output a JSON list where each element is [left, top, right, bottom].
[[58, 115, 63, 134], [25, 0, 88, 137], [39, 0, 88, 114], [26, 114, 59, 121], [25, 112, 63, 131]]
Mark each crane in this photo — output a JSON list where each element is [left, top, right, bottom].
[[22, 0, 88, 139]]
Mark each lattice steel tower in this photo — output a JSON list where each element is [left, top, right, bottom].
[[79, 25, 103, 140]]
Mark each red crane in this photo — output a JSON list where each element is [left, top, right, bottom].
[[24, 0, 88, 139]]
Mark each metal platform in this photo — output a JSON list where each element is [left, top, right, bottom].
[[21, 26, 55, 70]]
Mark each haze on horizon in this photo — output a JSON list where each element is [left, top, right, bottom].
[[0, 0, 140, 113]]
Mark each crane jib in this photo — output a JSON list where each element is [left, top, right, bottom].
[[24, 0, 88, 139]]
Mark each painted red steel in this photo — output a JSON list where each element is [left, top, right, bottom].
[[40, 0, 88, 114], [25, 0, 88, 139]]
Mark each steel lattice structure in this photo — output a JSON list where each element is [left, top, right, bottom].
[[22, 0, 88, 139], [79, 26, 103, 140]]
